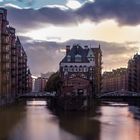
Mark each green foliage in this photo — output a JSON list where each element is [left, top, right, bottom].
[[45, 72, 62, 92]]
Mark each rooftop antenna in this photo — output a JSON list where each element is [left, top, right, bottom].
[[99, 43, 101, 49], [90, 44, 91, 48]]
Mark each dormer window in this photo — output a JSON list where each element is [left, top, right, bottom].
[[75, 54, 81, 62], [67, 55, 71, 62], [87, 48, 95, 58]]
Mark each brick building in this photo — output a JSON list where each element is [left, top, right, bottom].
[[34, 77, 48, 92], [0, 8, 31, 104], [102, 68, 128, 93], [128, 54, 140, 92], [27, 68, 33, 93], [59, 44, 102, 96]]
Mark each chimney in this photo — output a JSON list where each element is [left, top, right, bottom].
[[84, 45, 88, 49], [99, 43, 101, 49], [66, 45, 70, 55]]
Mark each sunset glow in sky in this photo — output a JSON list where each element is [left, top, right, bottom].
[[1, 0, 140, 75]]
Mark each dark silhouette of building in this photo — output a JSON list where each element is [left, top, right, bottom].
[[27, 68, 33, 93], [128, 54, 140, 92], [59, 44, 102, 96]]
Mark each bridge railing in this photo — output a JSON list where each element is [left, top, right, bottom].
[[98, 90, 140, 98], [18, 91, 57, 98]]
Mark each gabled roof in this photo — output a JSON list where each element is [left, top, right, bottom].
[[60, 44, 100, 63]]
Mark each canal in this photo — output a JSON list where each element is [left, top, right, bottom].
[[0, 100, 140, 140]]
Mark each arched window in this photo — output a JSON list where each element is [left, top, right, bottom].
[[70, 74, 76, 78], [64, 65, 68, 71], [79, 65, 83, 72], [70, 65, 73, 72], [81, 74, 86, 78], [83, 66, 87, 72], [90, 66, 93, 71], [74, 65, 78, 72]]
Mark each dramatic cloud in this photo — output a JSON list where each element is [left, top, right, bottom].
[[19, 36, 139, 76], [5, 0, 140, 33], [77, 0, 140, 25], [7, 7, 77, 33], [2, 0, 140, 75]]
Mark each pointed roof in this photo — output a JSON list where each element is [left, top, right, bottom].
[[60, 44, 100, 63], [16, 36, 21, 45]]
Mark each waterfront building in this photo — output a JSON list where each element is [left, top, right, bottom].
[[102, 68, 128, 93], [128, 54, 140, 92], [0, 8, 31, 104], [34, 77, 48, 92], [59, 44, 102, 96], [27, 68, 33, 93]]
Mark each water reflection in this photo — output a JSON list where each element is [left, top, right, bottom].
[[55, 104, 101, 140], [0, 103, 25, 140], [0, 100, 140, 140], [26, 100, 47, 106], [99, 102, 140, 140], [129, 105, 140, 119], [9, 100, 81, 140]]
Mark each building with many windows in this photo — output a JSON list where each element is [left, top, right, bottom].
[[102, 68, 128, 93], [34, 77, 48, 92], [0, 8, 31, 105], [59, 44, 102, 96], [128, 54, 140, 92]]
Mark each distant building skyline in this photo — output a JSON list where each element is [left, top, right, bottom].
[[102, 68, 128, 93]]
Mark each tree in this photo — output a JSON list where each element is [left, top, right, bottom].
[[45, 72, 62, 93]]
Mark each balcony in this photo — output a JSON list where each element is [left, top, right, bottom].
[[2, 48, 9, 54], [2, 31, 9, 36], [2, 40, 9, 45], [1, 58, 9, 63], [12, 52, 17, 56]]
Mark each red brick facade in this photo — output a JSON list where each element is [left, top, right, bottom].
[[62, 77, 92, 96], [102, 68, 128, 93]]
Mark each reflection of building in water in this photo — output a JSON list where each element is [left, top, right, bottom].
[[59, 44, 102, 96], [0, 105, 25, 139], [129, 105, 140, 119], [56, 105, 101, 140]]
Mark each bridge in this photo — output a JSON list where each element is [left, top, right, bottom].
[[18, 90, 140, 100], [18, 92, 56, 99], [98, 90, 140, 99]]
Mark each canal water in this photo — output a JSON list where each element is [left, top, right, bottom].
[[0, 100, 140, 140]]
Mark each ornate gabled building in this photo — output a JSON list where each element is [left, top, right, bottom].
[[59, 44, 102, 96]]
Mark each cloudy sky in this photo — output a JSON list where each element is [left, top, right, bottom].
[[0, 0, 140, 76]]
